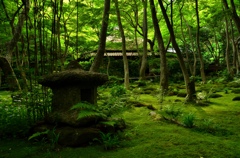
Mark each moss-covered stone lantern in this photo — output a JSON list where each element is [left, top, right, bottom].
[[38, 63, 108, 127], [31, 62, 125, 147]]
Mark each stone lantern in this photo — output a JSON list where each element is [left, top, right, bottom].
[[32, 62, 114, 147], [38, 62, 108, 127]]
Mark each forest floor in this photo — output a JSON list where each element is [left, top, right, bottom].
[[0, 81, 240, 158]]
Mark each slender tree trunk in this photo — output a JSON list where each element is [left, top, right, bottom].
[[179, 3, 196, 76], [195, 0, 206, 83], [225, 15, 231, 74], [90, 0, 110, 72], [149, 0, 168, 92], [15, 44, 28, 90], [34, 0, 39, 76], [139, 0, 148, 80], [237, 37, 240, 74], [106, 54, 110, 76], [158, 0, 195, 102], [56, 0, 63, 70], [222, 0, 240, 33], [0, 57, 21, 91], [114, 0, 130, 89], [133, 0, 140, 56], [230, 20, 237, 73], [1, 0, 30, 91]]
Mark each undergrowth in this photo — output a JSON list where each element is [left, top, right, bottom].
[[1, 81, 240, 157]]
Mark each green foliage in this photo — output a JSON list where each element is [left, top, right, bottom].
[[160, 105, 183, 120], [0, 92, 28, 138], [231, 88, 240, 94], [94, 132, 120, 150], [182, 113, 195, 128], [135, 80, 147, 87], [71, 102, 107, 120], [217, 70, 234, 82], [79, 61, 92, 70], [0, 86, 51, 138], [48, 128, 60, 148], [197, 86, 215, 101], [197, 119, 216, 134], [105, 76, 124, 87], [196, 119, 232, 136], [21, 85, 52, 124], [98, 86, 131, 117], [102, 96, 130, 116], [28, 128, 60, 149], [224, 88, 229, 94], [167, 58, 183, 83], [28, 130, 49, 141], [0, 103, 29, 138], [110, 85, 126, 97]]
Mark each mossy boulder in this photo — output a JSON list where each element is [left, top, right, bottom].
[[167, 90, 178, 96], [227, 82, 240, 88], [208, 93, 223, 98], [96, 118, 126, 133], [142, 87, 159, 94], [135, 80, 147, 87], [177, 92, 187, 98], [174, 99, 182, 102], [57, 127, 100, 147], [231, 88, 240, 94], [232, 96, 240, 101], [127, 100, 156, 110]]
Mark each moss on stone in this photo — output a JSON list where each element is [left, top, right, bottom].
[[39, 70, 108, 88]]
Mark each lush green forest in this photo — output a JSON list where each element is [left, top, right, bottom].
[[0, 0, 240, 157]]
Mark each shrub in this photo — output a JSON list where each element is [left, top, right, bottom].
[[160, 105, 182, 120], [135, 80, 147, 87], [197, 119, 216, 134], [105, 76, 124, 87], [94, 132, 120, 150], [0, 103, 29, 138], [182, 113, 195, 128], [110, 85, 126, 97], [0, 85, 52, 138]]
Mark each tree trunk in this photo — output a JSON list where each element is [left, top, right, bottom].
[[114, 0, 130, 89], [158, 0, 196, 102], [90, 0, 110, 72], [1, 0, 30, 91], [225, 15, 231, 74], [139, 0, 148, 80], [149, 0, 168, 92], [180, 5, 197, 76], [195, 0, 206, 83], [237, 37, 240, 74], [222, 0, 240, 33], [0, 57, 21, 91]]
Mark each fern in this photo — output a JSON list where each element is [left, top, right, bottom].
[[71, 101, 108, 120], [100, 121, 116, 127], [28, 130, 49, 141]]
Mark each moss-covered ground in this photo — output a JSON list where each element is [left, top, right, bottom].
[[1, 82, 240, 158]]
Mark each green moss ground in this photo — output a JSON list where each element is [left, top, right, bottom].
[[1, 83, 240, 158]]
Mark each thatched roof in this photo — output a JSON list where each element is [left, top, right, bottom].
[[39, 69, 108, 88]]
